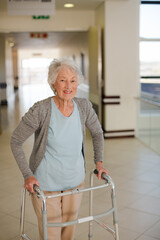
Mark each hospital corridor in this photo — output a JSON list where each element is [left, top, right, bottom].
[[0, 84, 160, 240], [1, 0, 160, 239]]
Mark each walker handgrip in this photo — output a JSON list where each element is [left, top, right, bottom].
[[33, 184, 41, 194], [94, 169, 109, 183]]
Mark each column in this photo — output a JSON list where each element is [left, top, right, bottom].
[[0, 36, 7, 105], [103, 0, 140, 138]]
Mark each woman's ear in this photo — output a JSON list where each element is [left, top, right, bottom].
[[52, 84, 57, 95], [52, 84, 55, 90]]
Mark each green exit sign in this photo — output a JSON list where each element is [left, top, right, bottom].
[[32, 16, 50, 20]]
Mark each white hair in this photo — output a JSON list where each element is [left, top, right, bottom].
[[48, 58, 84, 93]]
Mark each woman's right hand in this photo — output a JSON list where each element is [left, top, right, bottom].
[[24, 176, 40, 193]]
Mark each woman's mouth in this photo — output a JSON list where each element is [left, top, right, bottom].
[[64, 90, 72, 94]]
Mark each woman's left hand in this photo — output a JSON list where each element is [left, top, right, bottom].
[[96, 161, 109, 180]]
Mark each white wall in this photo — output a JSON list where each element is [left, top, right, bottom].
[[103, 0, 140, 137], [95, 2, 105, 28], [0, 9, 94, 32]]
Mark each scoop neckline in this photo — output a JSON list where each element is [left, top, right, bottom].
[[51, 98, 75, 118]]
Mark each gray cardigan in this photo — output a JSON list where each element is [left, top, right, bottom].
[[10, 97, 104, 180]]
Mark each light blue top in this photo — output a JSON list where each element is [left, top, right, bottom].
[[34, 98, 85, 191]]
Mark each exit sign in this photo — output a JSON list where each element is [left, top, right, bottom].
[[32, 15, 50, 19], [30, 33, 48, 38]]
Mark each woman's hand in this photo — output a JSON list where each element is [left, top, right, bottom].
[[96, 161, 109, 180], [24, 176, 40, 193]]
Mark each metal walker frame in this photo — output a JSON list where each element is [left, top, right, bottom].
[[20, 170, 120, 240]]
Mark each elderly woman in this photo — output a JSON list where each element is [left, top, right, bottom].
[[10, 58, 108, 240]]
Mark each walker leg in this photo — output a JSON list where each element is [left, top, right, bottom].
[[115, 223, 119, 240], [42, 199, 48, 240], [88, 172, 94, 240], [20, 188, 26, 239], [111, 188, 119, 240]]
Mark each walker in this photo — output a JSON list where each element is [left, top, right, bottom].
[[19, 169, 120, 240]]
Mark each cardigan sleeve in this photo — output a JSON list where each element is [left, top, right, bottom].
[[10, 102, 41, 180], [85, 100, 104, 163]]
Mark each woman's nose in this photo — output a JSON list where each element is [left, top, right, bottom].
[[65, 81, 71, 89]]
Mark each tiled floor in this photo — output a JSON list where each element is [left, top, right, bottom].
[[0, 84, 160, 240]]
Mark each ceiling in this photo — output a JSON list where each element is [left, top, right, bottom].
[[0, 0, 105, 12], [1, 0, 127, 50], [1, 0, 105, 50], [55, 0, 105, 10]]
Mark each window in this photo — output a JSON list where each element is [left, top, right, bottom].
[[140, 1, 160, 101], [20, 58, 52, 85], [140, 3, 160, 39]]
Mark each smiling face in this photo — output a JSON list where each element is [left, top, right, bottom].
[[53, 67, 78, 102]]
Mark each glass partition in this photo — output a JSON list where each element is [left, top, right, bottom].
[[136, 98, 160, 155]]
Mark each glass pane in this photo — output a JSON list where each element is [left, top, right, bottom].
[[136, 99, 160, 155], [140, 41, 160, 100], [136, 100, 150, 146], [140, 42, 160, 76], [140, 4, 160, 38], [150, 107, 160, 154]]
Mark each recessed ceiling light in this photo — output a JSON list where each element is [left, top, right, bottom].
[[64, 3, 74, 8]]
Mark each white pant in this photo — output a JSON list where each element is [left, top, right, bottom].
[[31, 182, 84, 240]]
